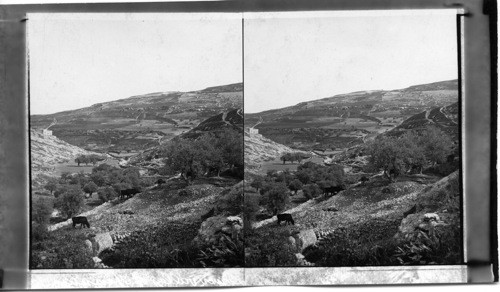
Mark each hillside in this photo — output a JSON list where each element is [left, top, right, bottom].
[[30, 129, 100, 187], [245, 80, 458, 150], [30, 83, 242, 153], [389, 102, 459, 139], [182, 108, 243, 139], [244, 130, 308, 175]]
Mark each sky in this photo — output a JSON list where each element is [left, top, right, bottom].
[[28, 13, 242, 114], [244, 10, 459, 113]]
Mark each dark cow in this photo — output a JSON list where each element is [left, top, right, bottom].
[[72, 216, 90, 228], [277, 213, 295, 226], [156, 178, 166, 186], [360, 176, 369, 184], [120, 188, 141, 200], [323, 185, 345, 197]]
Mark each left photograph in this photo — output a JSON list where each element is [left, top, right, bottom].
[[28, 13, 243, 268]]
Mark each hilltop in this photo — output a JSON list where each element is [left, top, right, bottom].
[[245, 80, 458, 150], [31, 83, 242, 153]]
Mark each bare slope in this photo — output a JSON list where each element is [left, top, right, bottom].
[[245, 130, 307, 175], [30, 129, 99, 187]]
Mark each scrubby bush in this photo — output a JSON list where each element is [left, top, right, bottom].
[[302, 183, 322, 200], [32, 199, 53, 225], [97, 186, 117, 203], [54, 185, 84, 219], [217, 184, 243, 216], [32, 233, 94, 269], [197, 235, 245, 267]]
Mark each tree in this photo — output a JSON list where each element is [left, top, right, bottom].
[[75, 155, 88, 166], [250, 176, 265, 193], [263, 182, 289, 215], [280, 153, 292, 165], [97, 186, 117, 203], [32, 199, 53, 225], [416, 126, 453, 165], [288, 179, 303, 195], [43, 178, 58, 195], [54, 186, 84, 219], [83, 182, 98, 198], [302, 183, 322, 200]]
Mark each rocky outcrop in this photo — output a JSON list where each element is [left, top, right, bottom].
[[394, 212, 451, 242], [193, 215, 243, 246], [394, 171, 460, 242], [30, 129, 99, 187], [88, 232, 114, 255], [244, 131, 307, 174], [293, 229, 317, 252]]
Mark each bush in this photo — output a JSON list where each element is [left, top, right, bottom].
[[32, 199, 53, 225], [197, 235, 245, 267], [97, 186, 117, 203], [54, 185, 84, 219], [38, 233, 94, 269], [217, 184, 243, 216], [31, 222, 51, 241], [302, 183, 322, 200], [245, 229, 297, 267]]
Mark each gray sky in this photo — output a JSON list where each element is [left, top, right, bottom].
[[244, 10, 458, 113], [28, 13, 242, 115]]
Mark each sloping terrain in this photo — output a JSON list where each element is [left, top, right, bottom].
[[244, 130, 306, 175], [245, 80, 458, 150], [30, 129, 99, 187], [248, 171, 461, 266], [182, 108, 243, 139], [389, 102, 459, 138], [31, 83, 242, 152]]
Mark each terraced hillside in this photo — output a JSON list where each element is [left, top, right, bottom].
[[31, 83, 242, 152], [245, 80, 458, 150]]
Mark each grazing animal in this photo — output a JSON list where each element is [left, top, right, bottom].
[[323, 185, 344, 197], [72, 216, 90, 228], [277, 213, 295, 226], [156, 178, 166, 186], [120, 188, 141, 199]]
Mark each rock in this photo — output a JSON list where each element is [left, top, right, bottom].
[[293, 229, 317, 252], [395, 212, 449, 241], [288, 236, 296, 247], [92, 256, 102, 264], [91, 232, 114, 255], [424, 213, 440, 222], [226, 216, 243, 226], [193, 215, 228, 245], [84, 240, 93, 254], [295, 253, 305, 260], [194, 216, 244, 245]]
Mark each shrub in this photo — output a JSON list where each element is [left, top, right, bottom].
[[32, 199, 53, 225], [97, 186, 117, 203], [54, 185, 84, 219], [245, 229, 297, 267], [302, 183, 322, 200], [197, 235, 245, 267], [217, 184, 243, 216], [31, 222, 51, 241]]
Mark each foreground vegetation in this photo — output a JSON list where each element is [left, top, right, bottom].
[[244, 125, 461, 267]]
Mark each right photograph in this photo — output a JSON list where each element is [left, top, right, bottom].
[[243, 10, 462, 267]]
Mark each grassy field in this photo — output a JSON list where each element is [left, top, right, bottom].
[[54, 157, 121, 176]]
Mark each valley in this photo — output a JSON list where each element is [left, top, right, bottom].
[[30, 79, 461, 269]]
